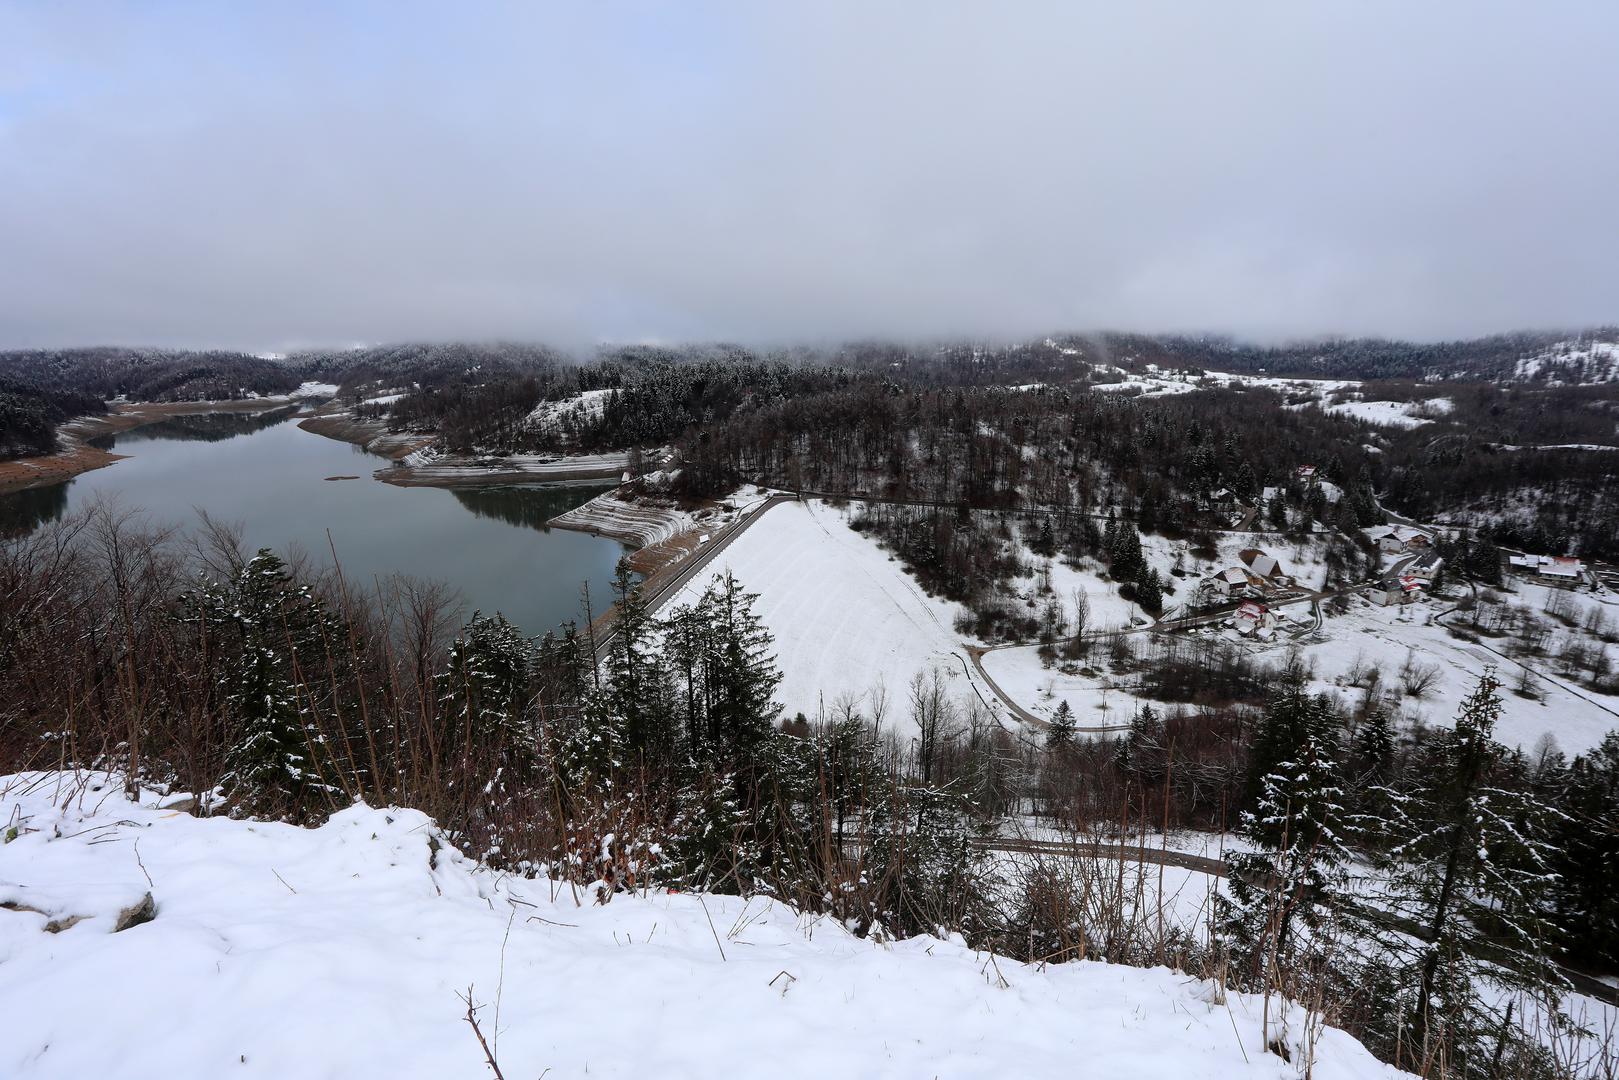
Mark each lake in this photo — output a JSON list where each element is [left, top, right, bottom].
[[0, 407, 630, 637]]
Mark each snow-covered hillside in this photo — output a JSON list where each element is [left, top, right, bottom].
[[1513, 339, 1619, 384], [660, 500, 998, 730], [0, 772, 1412, 1080]]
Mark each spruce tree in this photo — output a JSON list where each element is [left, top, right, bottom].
[[198, 549, 344, 820], [220, 637, 330, 819], [1369, 671, 1566, 1071], [697, 571, 782, 761], [1221, 709, 1351, 982], [437, 611, 539, 809], [1243, 673, 1333, 812], [1234, 461, 1258, 502], [1046, 700, 1076, 748], [1135, 567, 1163, 615], [1549, 731, 1619, 968], [600, 561, 675, 761]]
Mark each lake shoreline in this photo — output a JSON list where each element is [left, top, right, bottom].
[[296, 411, 430, 461], [0, 399, 307, 496]]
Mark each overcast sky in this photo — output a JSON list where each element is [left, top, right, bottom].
[[2, 2, 1616, 351]]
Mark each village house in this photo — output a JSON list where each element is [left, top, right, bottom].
[[1370, 525, 1431, 554], [1508, 553, 1587, 587], [1368, 574, 1427, 606], [1233, 599, 1280, 638], [1197, 565, 1258, 605], [1238, 547, 1291, 585], [1404, 549, 1444, 585]]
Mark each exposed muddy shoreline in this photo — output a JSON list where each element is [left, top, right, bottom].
[[295, 412, 429, 461]]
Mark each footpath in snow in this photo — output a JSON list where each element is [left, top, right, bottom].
[[0, 772, 1411, 1080]]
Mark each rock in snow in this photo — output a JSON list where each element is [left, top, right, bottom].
[[0, 773, 1411, 1079]]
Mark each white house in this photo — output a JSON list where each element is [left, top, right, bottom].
[[1371, 525, 1432, 554], [1509, 554, 1586, 585], [1234, 600, 1279, 638]]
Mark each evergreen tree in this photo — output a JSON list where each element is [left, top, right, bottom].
[[1243, 673, 1334, 812], [1109, 523, 1144, 581], [600, 561, 676, 761], [1349, 707, 1395, 784], [696, 571, 782, 761], [1135, 566, 1164, 615], [1115, 704, 1163, 783], [1221, 707, 1351, 982], [1369, 672, 1566, 1071], [1233, 461, 1258, 503], [863, 783, 994, 940], [195, 549, 345, 820], [437, 611, 538, 788], [220, 637, 332, 819], [1549, 731, 1619, 968], [1046, 700, 1076, 748]]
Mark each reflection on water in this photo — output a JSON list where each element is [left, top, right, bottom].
[[0, 413, 629, 635], [0, 482, 68, 536], [114, 405, 303, 444], [452, 485, 611, 532]]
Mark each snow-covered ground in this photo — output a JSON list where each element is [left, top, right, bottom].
[[1089, 366, 1458, 431], [659, 500, 1001, 732], [386, 448, 635, 485], [1492, 443, 1619, 453], [1013, 529, 1338, 629], [1513, 339, 1619, 384], [1284, 396, 1452, 430], [1290, 595, 1619, 755], [981, 644, 1146, 728], [550, 485, 774, 548], [525, 387, 615, 440], [0, 772, 1412, 1080]]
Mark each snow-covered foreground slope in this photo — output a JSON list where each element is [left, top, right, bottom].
[[663, 500, 999, 731], [0, 773, 1411, 1080]]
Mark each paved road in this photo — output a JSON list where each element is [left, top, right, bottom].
[[984, 835, 1226, 875], [590, 493, 795, 663], [983, 835, 1619, 1007]]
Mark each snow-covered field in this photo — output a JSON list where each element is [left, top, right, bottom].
[[1310, 398, 1444, 429], [0, 772, 1412, 1080], [659, 500, 1001, 731], [981, 644, 1145, 728], [1089, 366, 1459, 431], [1291, 596, 1619, 755]]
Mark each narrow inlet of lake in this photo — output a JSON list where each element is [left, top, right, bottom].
[[0, 408, 630, 637]]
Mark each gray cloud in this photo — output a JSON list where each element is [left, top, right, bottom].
[[2, 2, 1616, 351]]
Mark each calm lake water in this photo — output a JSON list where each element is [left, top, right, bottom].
[[0, 407, 628, 637]]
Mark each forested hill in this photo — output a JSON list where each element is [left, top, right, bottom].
[[0, 347, 300, 402], [285, 341, 566, 391], [0, 376, 106, 457], [0, 347, 305, 459], [1093, 328, 1619, 381]]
